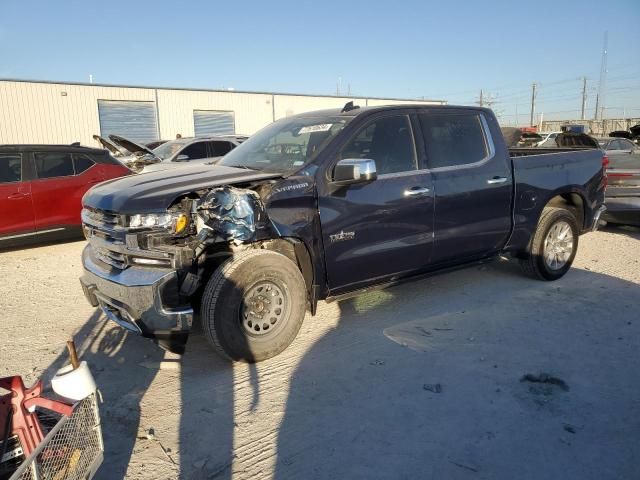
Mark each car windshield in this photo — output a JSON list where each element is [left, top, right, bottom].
[[218, 115, 351, 173], [152, 140, 187, 160]]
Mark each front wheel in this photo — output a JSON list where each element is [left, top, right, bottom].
[[201, 250, 307, 362], [520, 207, 579, 281]]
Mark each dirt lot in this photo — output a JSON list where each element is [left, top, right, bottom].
[[1, 226, 639, 480]]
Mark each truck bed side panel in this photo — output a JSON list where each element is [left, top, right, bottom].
[[505, 149, 605, 253]]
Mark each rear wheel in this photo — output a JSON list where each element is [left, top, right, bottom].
[[520, 207, 579, 281], [201, 250, 307, 362]]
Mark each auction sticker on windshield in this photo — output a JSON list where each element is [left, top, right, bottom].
[[298, 124, 333, 134]]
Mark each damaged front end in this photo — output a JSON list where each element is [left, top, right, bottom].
[[195, 186, 269, 242], [80, 185, 272, 354]]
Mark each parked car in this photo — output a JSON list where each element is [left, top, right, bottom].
[[595, 137, 640, 226], [536, 131, 562, 147], [0, 144, 130, 248], [79, 104, 606, 361], [517, 132, 543, 147], [106, 135, 247, 172]]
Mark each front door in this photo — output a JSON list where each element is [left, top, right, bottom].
[[0, 152, 34, 237], [318, 113, 435, 293]]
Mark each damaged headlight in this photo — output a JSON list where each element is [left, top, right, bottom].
[[128, 212, 189, 233], [196, 186, 265, 242]]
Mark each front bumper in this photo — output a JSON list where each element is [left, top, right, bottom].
[[80, 245, 193, 353]]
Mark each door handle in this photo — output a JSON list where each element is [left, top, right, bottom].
[[7, 192, 30, 200], [487, 177, 508, 184], [404, 187, 431, 196]]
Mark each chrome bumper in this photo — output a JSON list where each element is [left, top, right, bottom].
[[591, 205, 607, 231], [79, 245, 193, 353]]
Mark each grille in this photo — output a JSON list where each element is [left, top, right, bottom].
[[82, 208, 120, 227], [94, 248, 127, 270], [82, 208, 128, 270], [7, 394, 103, 480]]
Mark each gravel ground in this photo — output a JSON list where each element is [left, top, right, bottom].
[[1, 225, 639, 480]]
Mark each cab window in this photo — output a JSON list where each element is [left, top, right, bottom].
[[420, 112, 489, 169], [34, 152, 74, 179], [73, 154, 96, 174], [340, 115, 417, 175], [180, 142, 208, 160], [208, 141, 233, 157], [0, 153, 22, 183]]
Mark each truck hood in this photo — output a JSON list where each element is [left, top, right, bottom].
[[93, 135, 126, 156], [109, 134, 159, 159], [83, 165, 282, 214]]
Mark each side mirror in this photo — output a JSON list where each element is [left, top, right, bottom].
[[175, 154, 190, 162], [332, 159, 377, 185]]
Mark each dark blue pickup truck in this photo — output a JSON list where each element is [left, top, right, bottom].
[[80, 104, 607, 361]]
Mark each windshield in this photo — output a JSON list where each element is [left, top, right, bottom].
[[218, 116, 351, 173], [153, 140, 186, 160]]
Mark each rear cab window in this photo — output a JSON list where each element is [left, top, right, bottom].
[[0, 153, 23, 183], [419, 112, 490, 169]]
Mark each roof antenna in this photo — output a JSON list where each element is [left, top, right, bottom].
[[341, 101, 360, 113]]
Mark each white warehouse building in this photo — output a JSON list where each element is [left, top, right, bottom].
[[0, 79, 445, 147]]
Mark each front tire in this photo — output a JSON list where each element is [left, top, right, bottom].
[[201, 250, 307, 362], [520, 207, 579, 281]]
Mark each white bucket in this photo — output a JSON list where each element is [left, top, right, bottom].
[[51, 361, 97, 401]]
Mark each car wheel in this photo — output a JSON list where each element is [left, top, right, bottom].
[[520, 207, 579, 281], [201, 249, 307, 362]]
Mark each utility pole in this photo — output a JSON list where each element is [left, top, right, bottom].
[[530, 82, 537, 127], [597, 31, 608, 120], [479, 89, 484, 107], [581, 77, 587, 120]]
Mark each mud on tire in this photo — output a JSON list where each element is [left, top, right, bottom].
[[201, 249, 307, 362]]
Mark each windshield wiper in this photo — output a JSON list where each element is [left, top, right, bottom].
[[227, 164, 259, 171]]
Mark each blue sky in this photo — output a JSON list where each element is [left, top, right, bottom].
[[1, 0, 639, 123]]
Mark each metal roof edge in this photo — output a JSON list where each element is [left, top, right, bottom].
[[0, 77, 446, 104]]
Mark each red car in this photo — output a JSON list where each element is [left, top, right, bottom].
[[0, 144, 130, 248]]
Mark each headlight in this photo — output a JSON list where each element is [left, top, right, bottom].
[[128, 213, 189, 233]]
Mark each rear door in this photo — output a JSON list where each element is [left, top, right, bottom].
[[0, 152, 34, 237], [418, 110, 513, 265], [318, 112, 435, 292], [30, 151, 101, 229]]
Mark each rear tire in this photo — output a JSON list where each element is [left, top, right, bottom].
[[201, 250, 307, 362], [520, 207, 579, 281]]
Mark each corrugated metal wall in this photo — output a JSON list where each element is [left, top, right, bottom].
[[98, 100, 158, 142], [0, 80, 444, 147], [193, 110, 235, 136]]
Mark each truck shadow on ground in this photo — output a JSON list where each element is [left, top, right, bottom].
[[270, 261, 640, 479], [38, 258, 640, 479]]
